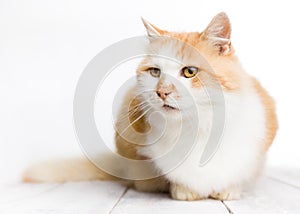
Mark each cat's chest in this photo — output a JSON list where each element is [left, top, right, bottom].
[[137, 118, 208, 161]]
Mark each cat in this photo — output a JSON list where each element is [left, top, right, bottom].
[[23, 12, 278, 201]]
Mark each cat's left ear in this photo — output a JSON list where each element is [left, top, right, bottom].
[[203, 12, 232, 55], [141, 17, 164, 37]]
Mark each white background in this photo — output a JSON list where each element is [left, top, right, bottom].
[[0, 0, 299, 182]]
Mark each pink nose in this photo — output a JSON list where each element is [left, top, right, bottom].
[[156, 87, 173, 100]]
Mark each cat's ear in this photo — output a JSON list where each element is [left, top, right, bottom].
[[141, 17, 163, 37], [203, 12, 232, 55]]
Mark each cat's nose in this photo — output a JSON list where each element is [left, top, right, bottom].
[[156, 87, 173, 100]]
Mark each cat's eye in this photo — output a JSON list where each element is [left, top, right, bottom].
[[182, 66, 199, 78], [147, 67, 161, 78]]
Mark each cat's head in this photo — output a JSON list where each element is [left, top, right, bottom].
[[136, 12, 242, 119]]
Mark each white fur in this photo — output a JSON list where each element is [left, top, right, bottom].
[[135, 44, 266, 197]]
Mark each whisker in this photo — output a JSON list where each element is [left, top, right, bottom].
[[117, 99, 152, 118], [117, 99, 149, 113], [117, 103, 148, 120], [117, 103, 151, 122], [116, 98, 151, 116], [120, 106, 152, 135]]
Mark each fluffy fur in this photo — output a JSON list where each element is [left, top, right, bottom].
[[23, 12, 278, 201]]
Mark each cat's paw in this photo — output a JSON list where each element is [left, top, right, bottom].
[[170, 183, 203, 201], [210, 186, 241, 200]]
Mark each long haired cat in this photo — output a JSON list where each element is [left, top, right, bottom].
[[23, 12, 278, 201]]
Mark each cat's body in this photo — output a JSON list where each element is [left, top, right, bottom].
[[23, 13, 278, 201]]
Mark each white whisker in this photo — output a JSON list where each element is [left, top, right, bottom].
[[120, 106, 152, 135]]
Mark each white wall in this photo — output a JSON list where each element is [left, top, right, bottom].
[[0, 0, 299, 182]]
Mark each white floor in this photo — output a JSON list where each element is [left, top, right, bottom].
[[0, 167, 299, 214]]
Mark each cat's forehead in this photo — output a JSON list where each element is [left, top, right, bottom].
[[147, 56, 182, 70], [146, 38, 205, 68]]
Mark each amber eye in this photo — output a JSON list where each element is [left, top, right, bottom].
[[148, 67, 161, 78], [182, 66, 199, 78]]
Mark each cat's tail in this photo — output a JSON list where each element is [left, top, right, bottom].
[[23, 156, 118, 183]]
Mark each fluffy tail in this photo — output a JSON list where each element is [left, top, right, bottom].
[[23, 157, 117, 183]]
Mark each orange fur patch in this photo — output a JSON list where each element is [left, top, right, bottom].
[[252, 78, 278, 151]]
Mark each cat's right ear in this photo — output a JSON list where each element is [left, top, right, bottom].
[[141, 17, 163, 37]]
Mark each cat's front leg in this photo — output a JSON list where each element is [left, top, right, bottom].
[[170, 183, 204, 201], [210, 185, 241, 200]]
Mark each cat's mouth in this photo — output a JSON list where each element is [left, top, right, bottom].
[[162, 104, 179, 111]]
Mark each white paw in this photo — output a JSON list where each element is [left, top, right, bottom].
[[210, 187, 241, 200], [170, 183, 203, 201]]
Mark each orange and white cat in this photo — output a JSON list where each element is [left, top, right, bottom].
[[23, 12, 278, 201]]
